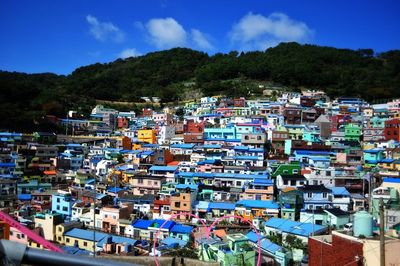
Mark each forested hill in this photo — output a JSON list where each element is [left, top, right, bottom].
[[1, 42, 400, 131]]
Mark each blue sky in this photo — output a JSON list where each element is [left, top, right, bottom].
[[1, 0, 399, 74]]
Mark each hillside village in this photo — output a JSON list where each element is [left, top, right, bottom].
[[1, 90, 400, 265]]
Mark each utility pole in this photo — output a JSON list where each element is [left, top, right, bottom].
[[379, 197, 385, 266]]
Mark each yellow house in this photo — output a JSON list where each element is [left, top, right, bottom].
[[63, 228, 104, 252], [55, 221, 82, 244], [235, 200, 280, 220], [137, 129, 156, 144]]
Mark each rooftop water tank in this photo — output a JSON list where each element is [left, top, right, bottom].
[[353, 211, 373, 237]]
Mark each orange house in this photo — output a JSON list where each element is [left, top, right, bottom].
[[170, 192, 193, 221], [137, 129, 157, 144]]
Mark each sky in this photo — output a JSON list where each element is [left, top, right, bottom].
[[1, 0, 399, 75]]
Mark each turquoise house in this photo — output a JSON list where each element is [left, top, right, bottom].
[[204, 127, 237, 140], [363, 148, 385, 166]]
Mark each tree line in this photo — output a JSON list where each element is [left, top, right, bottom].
[[0, 42, 399, 132]]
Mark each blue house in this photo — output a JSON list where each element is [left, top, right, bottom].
[[299, 185, 332, 210], [264, 217, 327, 243], [169, 224, 193, 242], [52, 193, 74, 218]]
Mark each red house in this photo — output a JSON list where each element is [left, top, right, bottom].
[[308, 231, 363, 266], [185, 120, 204, 133], [384, 118, 400, 142]]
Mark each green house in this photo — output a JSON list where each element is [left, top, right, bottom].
[[272, 161, 301, 179], [199, 234, 256, 266], [344, 124, 361, 141]]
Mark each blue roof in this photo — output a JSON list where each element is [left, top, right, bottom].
[[245, 231, 265, 243], [161, 236, 187, 247], [235, 156, 260, 160], [234, 146, 250, 151], [331, 187, 351, 196], [203, 144, 222, 149], [260, 238, 283, 253], [295, 150, 332, 156], [195, 201, 210, 209], [383, 177, 400, 183], [151, 219, 176, 230], [18, 194, 32, 201], [66, 143, 82, 147], [252, 178, 274, 186], [264, 218, 327, 237], [170, 144, 195, 149], [197, 159, 219, 165], [236, 200, 279, 209], [311, 157, 331, 162], [364, 148, 384, 154], [142, 143, 159, 148], [132, 219, 153, 229], [176, 184, 198, 190], [379, 159, 395, 163], [0, 163, 16, 168], [97, 235, 139, 247], [107, 187, 123, 193], [65, 228, 108, 241], [149, 166, 178, 172], [170, 224, 193, 234], [209, 202, 236, 210]]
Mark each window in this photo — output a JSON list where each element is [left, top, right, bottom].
[[183, 203, 187, 207], [244, 136, 249, 140], [138, 179, 143, 184], [292, 169, 299, 174], [57, 205, 60, 210], [66, 238, 70, 243], [175, 202, 180, 208], [326, 171, 331, 176], [307, 192, 312, 198], [83, 242, 87, 247], [236, 181, 241, 186], [322, 192, 327, 198], [104, 214, 108, 218], [62, 206, 68, 212], [57, 198, 60, 203], [257, 136, 262, 140]]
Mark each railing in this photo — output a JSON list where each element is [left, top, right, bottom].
[[0, 239, 136, 266], [0, 210, 63, 253]]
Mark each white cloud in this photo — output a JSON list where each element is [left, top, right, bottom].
[[145, 17, 187, 49], [86, 15, 125, 42], [191, 29, 213, 50], [119, 48, 141, 59], [230, 12, 314, 51]]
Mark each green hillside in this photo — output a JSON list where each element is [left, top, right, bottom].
[[1, 42, 399, 131]]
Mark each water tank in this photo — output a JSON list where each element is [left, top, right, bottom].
[[353, 211, 373, 237]]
